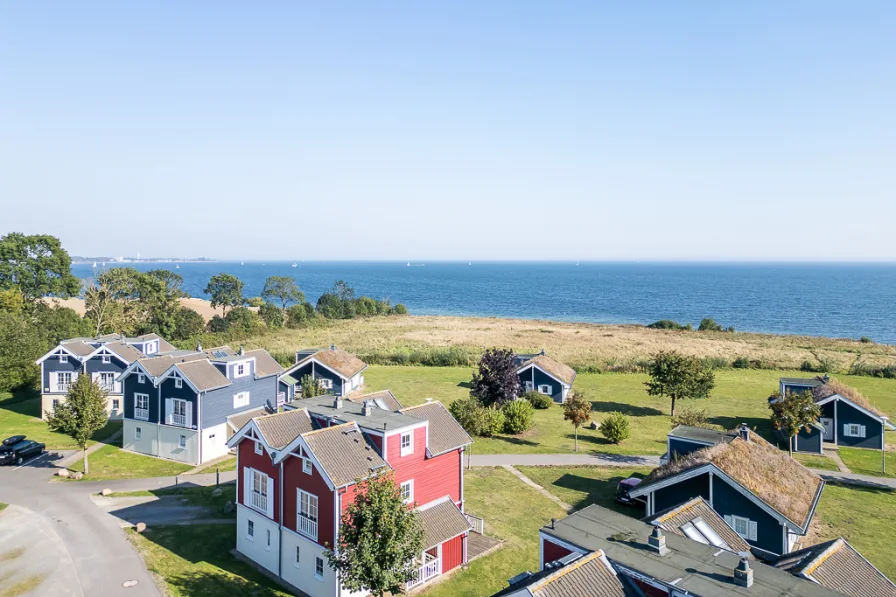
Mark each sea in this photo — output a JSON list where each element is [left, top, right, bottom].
[[71, 262, 896, 344]]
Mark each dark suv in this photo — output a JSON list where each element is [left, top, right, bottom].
[[0, 437, 46, 466]]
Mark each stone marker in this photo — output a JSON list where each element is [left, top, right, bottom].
[[588, 421, 598, 430], [101, 488, 112, 497], [223, 500, 235, 514], [211, 488, 223, 497], [122, 580, 139, 588], [135, 522, 147, 533], [56, 469, 70, 478], [71, 471, 83, 480]]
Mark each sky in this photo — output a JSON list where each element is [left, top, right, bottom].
[[1, 2, 895, 261]]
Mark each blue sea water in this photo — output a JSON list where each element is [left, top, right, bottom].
[[71, 262, 896, 344]]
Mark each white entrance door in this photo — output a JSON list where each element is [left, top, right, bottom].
[[820, 418, 834, 441]]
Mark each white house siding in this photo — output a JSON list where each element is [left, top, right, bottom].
[[123, 419, 160, 458], [280, 528, 339, 597], [236, 504, 280, 574], [122, 420, 200, 465], [41, 394, 123, 421], [201, 423, 230, 462]]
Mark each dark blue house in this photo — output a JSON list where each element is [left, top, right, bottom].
[[35, 333, 174, 420], [117, 345, 283, 465], [661, 425, 742, 464], [773, 377, 894, 454], [629, 426, 825, 557], [514, 351, 576, 404], [278, 345, 367, 401]]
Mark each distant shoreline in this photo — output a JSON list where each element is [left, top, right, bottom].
[[71, 259, 216, 265], [42, 297, 234, 322]]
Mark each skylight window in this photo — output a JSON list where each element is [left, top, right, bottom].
[[680, 522, 709, 545], [213, 350, 228, 359], [679, 518, 730, 549]]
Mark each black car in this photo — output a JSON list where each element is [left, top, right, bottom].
[[2, 435, 26, 446], [0, 439, 46, 466]]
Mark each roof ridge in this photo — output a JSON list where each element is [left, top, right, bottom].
[[256, 407, 308, 421], [301, 421, 358, 437], [803, 538, 846, 576], [654, 496, 702, 523], [530, 550, 604, 590], [400, 400, 443, 412]]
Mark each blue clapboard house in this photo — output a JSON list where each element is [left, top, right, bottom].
[[514, 350, 576, 404], [277, 345, 367, 403]]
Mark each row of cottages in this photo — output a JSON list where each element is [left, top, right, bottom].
[[35, 333, 175, 419], [116, 344, 284, 465], [513, 351, 576, 404], [774, 376, 894, 453], [277, 346, 367, 403], [630, 424, 824, 557], [492, 503, 896, 597], [226, 392, 476, 597]]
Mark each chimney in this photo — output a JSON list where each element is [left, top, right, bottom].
[[550, 518, 556, 529], [196, 342, 202, 352], [540, 348, 546, 356], [361, 401, 373, 416], [333, 397, 343, 409], [330, 344, 336, 351], [238, 345, 245, 356], [647, 526, 670, 556], [734, 557, 754, 588], [738, 423, 750, 442]]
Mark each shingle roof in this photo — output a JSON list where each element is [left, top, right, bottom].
[[302, 423, 390, 487], [766, 538, 896, 597], [531, 551, 634, 597], [669, 425, 739, 445], [297, 346, 367, 378], [61, 341, 95, 357], [812, 379, 889, 419], [780, 377, 827, 388], [640, 437, 823, 529], [400, 401, 472, 456], [292, 395, 423, 433], [104, 341, 144, 363], [518, 354, 576, 386], [227, 406, 267, 432], [281, 374, 299, 386], [416, 498, 471, 550], [347, 390, 403, 411], [245, 349, 284, 377], [646, 497, 751, 553], [175, 360, 231, 391], [254, 408, 314, 450]]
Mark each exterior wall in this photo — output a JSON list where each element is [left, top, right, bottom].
[[84, 355, 126, 392], [441, 533, 465, 573], [667, 438, 710, 460], [236, 504, 280, 574], [793, 426, 823, 454], [652, 473, 710, 513], [40, 393, 123, 420], [202, 372, 278, 428], [42, 354, 81, 393], [282, 452, 337, 548], [518, 367, 566, 403], [836, 401, 884, 449], [237, 439, 280, 523], [123, 419, 159, 458], [711, 474, 785, 555], [385, 425, 462, 507], [280, 528, 340, 597], [201, 422, 231, 462], [287, 362, 345, 396], [542, 538, 573, 564], [159, 377, 199, 429], [124, 372, 160, 423], [363, 432, 383, 453], [121, 420, 200, 464]]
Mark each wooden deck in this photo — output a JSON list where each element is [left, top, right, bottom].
[[468, 531, 502, 561]]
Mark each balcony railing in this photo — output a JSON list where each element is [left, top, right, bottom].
[[52, 383, 71, 393], [298, 514, 318, 541], [134, 408, 150, 421], [100, 382, 122, 394], [168, 413, 188, 427], [464, 513, 485, 535], [406, 557, 440, 590], [250, 491, 268, 514]]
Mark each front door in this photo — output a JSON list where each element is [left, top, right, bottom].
[[820, 417, 834, 441]]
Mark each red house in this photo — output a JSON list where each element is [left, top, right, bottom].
[[227, 394, 473, 597]]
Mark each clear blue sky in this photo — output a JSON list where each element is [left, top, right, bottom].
[[2, 2, 894, 261]]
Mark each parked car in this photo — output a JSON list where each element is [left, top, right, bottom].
[[0, 439, 46, 466], [2, 435, 26, 446], [616, 474, 646, 505]]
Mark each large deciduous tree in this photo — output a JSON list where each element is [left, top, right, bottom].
[[205, 273, 244, 316], [326, 473, 424, 597], [262, 276, 304, 314], [645, 351, 715, 416], [563, 391, 592, 452], [769, 390, 822, 456], [470, 348, 520, 407], [46, 374, 108, 474], [0, 233, 80, 303]]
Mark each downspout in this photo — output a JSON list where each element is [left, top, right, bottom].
[[278, 459, 283, 578], [157, 381, 161, 457], [197, 391, 203, 465]]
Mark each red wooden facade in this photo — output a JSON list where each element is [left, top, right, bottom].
[[543, 537, 574, 564], [441, 534, 465, 573], [237, 437, 281, 524], [386, 425, 462, 507]]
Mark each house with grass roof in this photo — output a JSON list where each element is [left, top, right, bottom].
[[772, 376, 894, 453], [628, 424, 825, 557], [279, 345, 367, 400], [514, 350, 576, 403]]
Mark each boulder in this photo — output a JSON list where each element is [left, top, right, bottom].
[[588, 421, 599, 430], [101, 488, 113, 497], [223, 500, 235, 514], [56, 469, 70, 478], [211, 488, 223, 497], [71, 471, 83, 480], [135, 522, 147, 533]]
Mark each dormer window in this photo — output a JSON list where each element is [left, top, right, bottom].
[[101, 355, 111, 364], [236, 363, 246, 377], [138, 373, 145, 384], [400, 432, 413, 456], [174, 378, 183, 389], [59, 354, 68, 363], [303, 458, 313, 475]]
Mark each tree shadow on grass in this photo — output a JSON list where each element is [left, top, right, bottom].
[[456, 381, 473, 389], [551, 473, 644, 514], [591, 402, 665, 417], [167, 570, 286, 597], [490, 435, 539, 448], [565, 433, 613, 447], [1, 388, 41, 417]]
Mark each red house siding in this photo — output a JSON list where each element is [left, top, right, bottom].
[[441, 533, 466, 572], [386, 426, 461, 507], [631, 578, 670, 597], [281, 451, 337, 548], [364, 432, 383, 453], [542, 538, 573, 564], [237, 439, 280, 523]]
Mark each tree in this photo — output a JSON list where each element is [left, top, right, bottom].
[[769, 390, 822, 456], [205, 273, 244, 316], [0, 288, 24, 313], [225, 306, 262, 331], [298, 374, 326, 398], [46, 374, 108, 474], [645, 351, 716, 416], [326, 472, 424, 597], [258, 302, 283, 328], [599, 412, 631, 444], [698, 318, 723, 332], [0, 311, 46, 392], [285, 303, 309, 328], [0, 233, 80, 303], [171, 307, 206, 340], [563, 391, 592, 452], [470, 348, 520, 407], [33, 303, 92, 346], [262, 276, 304, 314], [84, 268, 145, 335]]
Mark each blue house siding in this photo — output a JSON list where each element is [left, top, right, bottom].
[[518, 367, 565, 403], [84, 356, 126, 392], [711, 475, 785, 555], [159, 378, 199, 429], [123, 374, 160, 423], [793, 426, 822, 454], [202, 374, 278, 428], [43, 356, 82, 391], [287, 362, 344, 396], [653, 473, 710, 513], [668, 438, 710, 460], [836, 401, 884, 449]]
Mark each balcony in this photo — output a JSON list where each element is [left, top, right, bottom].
[[406, 554, 440, 590], [134, 408, 149, 421], [298, 514, 318, 541], [51, 383, 71, 394], [100, 382, 122, 394], [250, 490, 268, 514], [168, 413, 188, 427]]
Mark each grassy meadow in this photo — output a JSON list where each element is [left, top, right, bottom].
[[0, 389, 121, 449]]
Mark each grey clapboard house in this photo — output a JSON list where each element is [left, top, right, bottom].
[[117, 345, 283, 465]]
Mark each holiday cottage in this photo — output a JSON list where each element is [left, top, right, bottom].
[[514, 351, 576, 404], [279, 346, 367, 402]]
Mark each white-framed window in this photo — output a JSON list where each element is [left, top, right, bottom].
[[247, 519, 255, 540], [135, 427, 142, 439], [179, 435, 186, 448], [112, 399, 120, 410], [319, 378, 333, 390], [254, 441, 263, 455], [314, 557, 324, 580], [169, 398, 189, 426], [99, 372, 116, 391], [56, 372, 73, 392], [844, 424, 866, 438], [538, 384, 552, 395], [727, 515, 757, 541], [174, 378, 183, 389], [400, 480, 414, 504], [235, 363, 247, 377], [266, 529, 271, 549], [524, 381, 534, 392], [233, 391, 250, 408], [146, 341, 157, 355], [400, 431, 413, 456], [138, 373, 145, 384], [294, 546, 300, 567], [52, 399, 59, 409], [101, 355, 111, 364], [59, 354, 68, 363], [298, 490, 319, 540], [303, 458, 313, 475], [135, 393, 150, 420]]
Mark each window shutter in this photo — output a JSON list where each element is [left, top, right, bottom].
[[71, 372, 79, 382], [186, 402, 193, 428], [244, 467, 252, 506], [859, 425, 866, 438], [843, 424, 850, 437], [92, 372, 100, 383], [724, 515, 733, 528], [267, 476, 275, 518], [51, 372, 57, 389], [165, 398, 173, 424], [748, 521, 758, 541]]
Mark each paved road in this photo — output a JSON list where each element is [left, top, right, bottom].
[[469, 453, 662, 467]]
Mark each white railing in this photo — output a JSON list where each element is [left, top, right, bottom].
[[52, 383, 71, 393], [465, 513, 485, 534], [407, 558, 440, 589], [135, 408, 150, 421], [169, 413, 187, 427], [251, 491, 268, 513], [298, 515, 318, 540], [101, 382, 122, 394]]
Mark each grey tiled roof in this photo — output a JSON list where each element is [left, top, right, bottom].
[[175, 360, 230, 391], [254, 408, 314, 450], [400, 401, 472, 456], [645, 497, 750, 553], [61, 341, 95, 357], [669, 425, 738, 445], [302, 423, 390, 487], [347, 390, 403, 411], [227, 407, 267, 432], [780, 377, 827, 388], [104, 341, 144, 363], [294, 347, 367, 378], [416, 498, 471, 550], [532, 551, 634, 597], [767, 538, 896, 597], [245, 349, 284, 377], [290, 395, 424, 433]]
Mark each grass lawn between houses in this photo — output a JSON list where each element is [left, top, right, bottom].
[[109, 485, 236, 517], [792, 453, 840, 471], [0, 389, 121, 449], [188, 456, 237, 475], [837, 447, 896, 478], [66, 444, 193, 481]]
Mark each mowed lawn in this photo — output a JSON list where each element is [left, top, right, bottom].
[[838, 447, 896, 478], [0, 389, 121, 449], [66, 444, 192, 481], [365, 366, 896, 456]]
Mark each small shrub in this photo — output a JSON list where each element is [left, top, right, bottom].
[[524, 391, 552, 409], [599, 412, 631, 444], [483, 407, 505, 437], [449, 398, 504, 437], [647, 320, 687, 330], [207, 315, 230, 333], [860, 336, 873, 344], [285, 303, 308, 328], [732, 356, 751, 369], [701, 356, 731, 370], [258, 303, 283, 328], [727, 326, 736, 333], [800, 360, 816, 372], [698, 318, 723, 332], [392, 304, 408, 315], [671, 407, 715, 429], [502, 399, 535, 434], [245, 296, 265, 308]]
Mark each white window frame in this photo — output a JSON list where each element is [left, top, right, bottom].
[[57, 372, 73, 392], [233, 391, 250, 409], [314, 557, 324, 580], [319, 378, 333, 390], [254, 441, 263, 455], [135, 393, 150, 420], [294, 545, 300, 567], [59, 354, 68, 363], [400, 480, 414, 504], [729, 515, 756, 541], [303, 458, 313, 475], [179, 435, 186, 448], [174, 378, 183, 389], [135, 427, 142, 439], [99, 372, 116, 392], [844, 423, 866, 438], [247, 519, 255, 540], [400, 432, 413, 456], [112, 398, 120, 411], [52, 399, 59, 409], [235, 363, 247, 378], [524, 380, 534, 392], [101, 355, 111, 364], [138, 373, 145, 384], [538, 384, 552, 395], [297, 489, 319, 540]]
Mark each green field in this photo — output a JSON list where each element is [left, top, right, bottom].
[[517, 465, 654, 511], [66, 444, 193, 481], [109, 485, 236, 517], [0, 389, 121, 449], [365, 366, 896, 456], [838, 447, 896, 478], [792, 453, 840, 471], [188, 456, 238, 475]]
